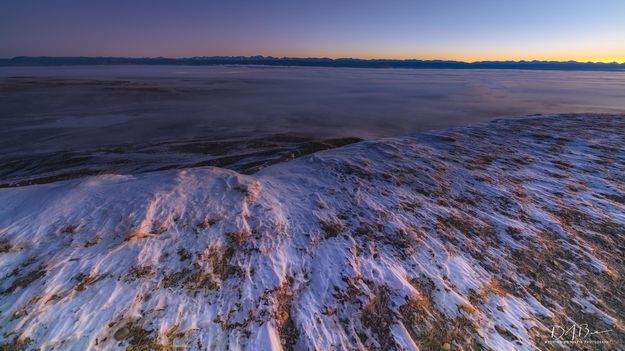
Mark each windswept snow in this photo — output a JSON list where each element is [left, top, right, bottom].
[[1, 114, 624, 350]]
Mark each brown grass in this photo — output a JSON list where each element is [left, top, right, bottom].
[[275, 281, 298, 350], [61, 224, 79, 234], [3, 268, 46, 294], [226, 229, 251, 246], [74, 272, 102, 292], [124, 227, 147, 241], [128, 265, 154, 281], [201, 244, 236, 281], [319, 219, 345, 239], [197, 218, 217, 229], [0, 240, 11, 253], [0, 336, 34, 351], [360, 286, 397, 349]]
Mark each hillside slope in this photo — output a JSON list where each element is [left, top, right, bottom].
[[1, 114, 624, 350]]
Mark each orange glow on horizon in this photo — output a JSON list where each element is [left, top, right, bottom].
[[266, 52, 625, 64], [260, 46, 625, 64]]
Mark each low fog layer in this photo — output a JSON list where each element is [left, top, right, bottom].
[[2, 65, 625, 155]]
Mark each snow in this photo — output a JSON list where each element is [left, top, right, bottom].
[[1, 113, 624, 350]]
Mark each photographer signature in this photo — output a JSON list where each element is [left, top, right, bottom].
[[550, 323, 612, 341]]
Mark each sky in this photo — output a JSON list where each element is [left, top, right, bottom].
[[1, 0, 624, 62]]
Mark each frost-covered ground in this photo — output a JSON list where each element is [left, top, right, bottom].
[[1, 114, 625, 350]]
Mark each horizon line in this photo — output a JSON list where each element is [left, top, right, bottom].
[[2, 55, 625, 65]]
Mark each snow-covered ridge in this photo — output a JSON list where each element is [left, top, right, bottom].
[[1, 114, 624, 350]]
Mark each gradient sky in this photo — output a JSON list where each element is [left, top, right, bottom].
[[1, 0, 624, 62]]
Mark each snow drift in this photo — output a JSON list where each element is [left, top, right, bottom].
[[1, 114, 624, 350]]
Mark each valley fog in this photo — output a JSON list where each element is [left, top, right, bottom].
[[2, 65, 625, 155]]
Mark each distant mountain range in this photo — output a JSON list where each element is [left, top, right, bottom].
[[1, 56, 624, 71]]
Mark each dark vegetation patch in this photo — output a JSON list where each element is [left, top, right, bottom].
[[319, 218, 345, 239], [124, 228, 147, 241], [61, 224, 79, 234], [127, 265, 154, 281], [110, 321, 177, 351], [333, 275, 367, 306], [74, 272, 102, 292], [162, 262, 223, 292], [399, 291, 482, 350], [0, 240, 11, 253], [177, 248, 192, 261], [162, 269, 193, 289], [0, 336, 34, 351], [360, 286, 397, 349], [551, 206, 591, 228], [505, 226, 523, 240], [197, 218, 217, 229], [551, 159, 572, 171], [275, 281, 299, 351], [149, 223, 168, 235], [601, 193, 625, 205], [202, 244, 237, 282], [226, 229, 252, 246], [3, 268, 46, 294]]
